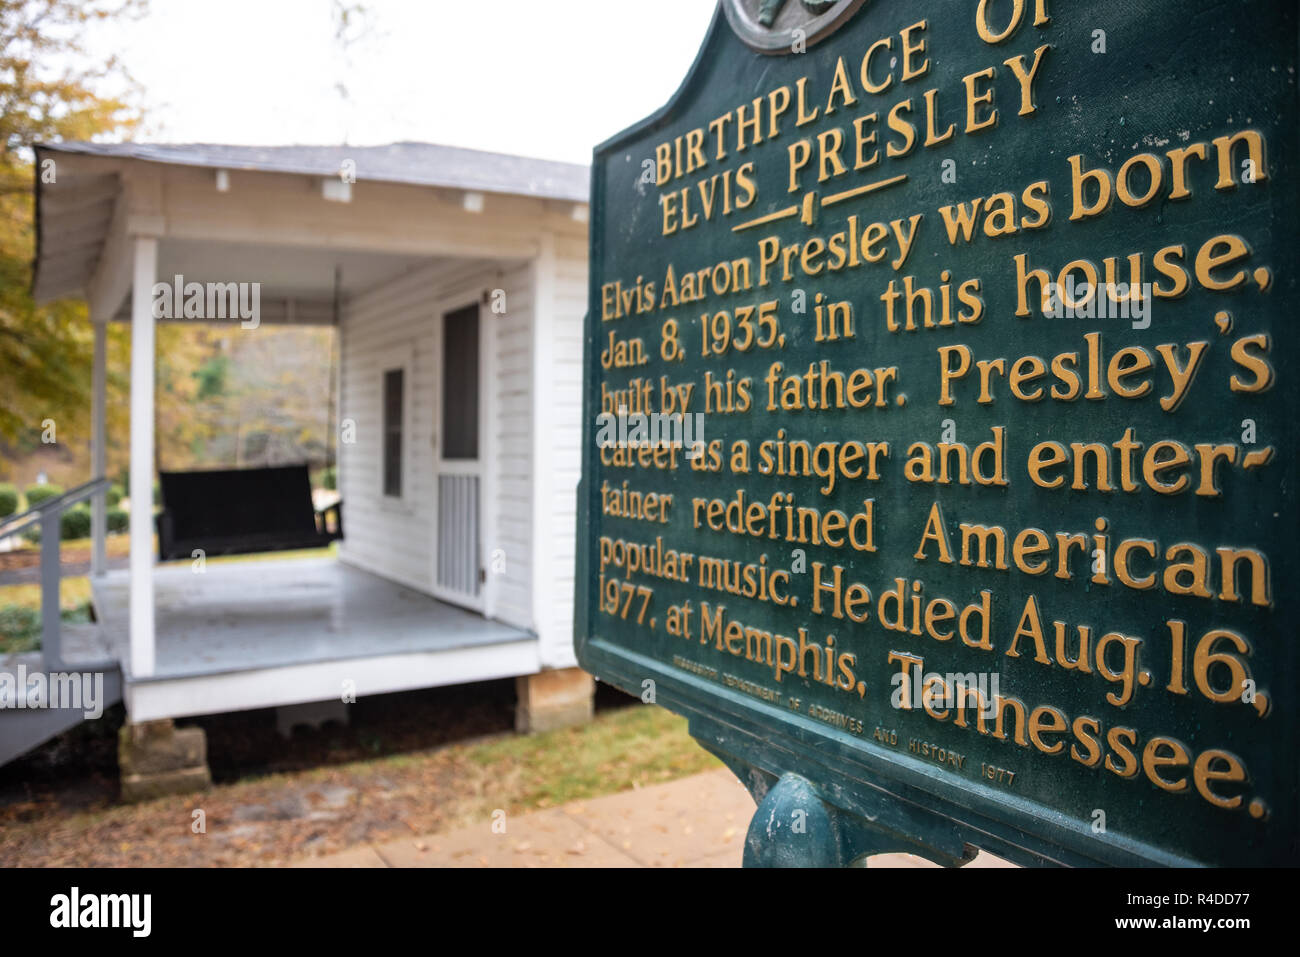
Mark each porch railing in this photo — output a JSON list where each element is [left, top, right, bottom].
[[0, 477, 114, 670]]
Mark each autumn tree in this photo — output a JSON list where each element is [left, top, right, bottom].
[[0, 0, 144, 472]]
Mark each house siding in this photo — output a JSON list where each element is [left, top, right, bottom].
[[535, 223, 588, 667], [338, 257, 534, 633]]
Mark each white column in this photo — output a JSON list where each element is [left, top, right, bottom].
[[91, 318, 108, 577], [531, 233, 564, 666], [129, 236, 158, 677]]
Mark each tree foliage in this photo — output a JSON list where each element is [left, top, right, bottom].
[[154, 324, 336, 473], [1, 1, 337, 488], [0, 0, 145, 457]]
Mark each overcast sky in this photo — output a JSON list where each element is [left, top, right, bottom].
[[83, 0, 718, 165]]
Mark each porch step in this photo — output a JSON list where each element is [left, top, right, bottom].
[[0, 649, 123, 766]]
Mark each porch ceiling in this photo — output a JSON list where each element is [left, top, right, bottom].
[[98, 236, 448, 324], [31, 166, 120, 305], [158, 237, 428, 297], [31, 140, 588, 315]]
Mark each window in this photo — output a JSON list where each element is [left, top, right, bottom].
[[382, 367, 404, 497], [442, 305, 480, 460]]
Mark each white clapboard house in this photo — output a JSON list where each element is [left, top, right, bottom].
[[3, 142, 593, 778]]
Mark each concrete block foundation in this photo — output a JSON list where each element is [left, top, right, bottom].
[[118, 718, 212, 802], [515, 668, 595, 733]]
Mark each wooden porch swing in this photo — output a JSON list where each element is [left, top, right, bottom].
[[155, 464, 343, 561]]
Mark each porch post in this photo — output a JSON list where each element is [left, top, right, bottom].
[[531, 233, 557, 659], [515, 231, 594, 732], [129, 236, 158, 677], [90, 317, 108, 577]]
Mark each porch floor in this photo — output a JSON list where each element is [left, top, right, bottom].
[[91, 557, 530, 681]]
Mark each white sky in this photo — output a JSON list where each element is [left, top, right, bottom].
[[83, 0, 719, 165]]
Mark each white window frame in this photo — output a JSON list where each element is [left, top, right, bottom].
[[375, 342, 414, 509]]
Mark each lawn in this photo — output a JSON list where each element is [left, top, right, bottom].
[[0, 703, 723, 867], [0, 579, 94, 654]]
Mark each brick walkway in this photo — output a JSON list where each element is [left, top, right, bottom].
[[292, 768, 1017, 868]]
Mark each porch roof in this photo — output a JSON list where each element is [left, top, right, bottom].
[[30, 140, 589, 307], [38, 140, 590, 201]]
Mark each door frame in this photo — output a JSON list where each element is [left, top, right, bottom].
[[430, 292, 493, 614]]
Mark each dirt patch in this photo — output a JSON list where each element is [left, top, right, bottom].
[[0, 680, 710, 867]]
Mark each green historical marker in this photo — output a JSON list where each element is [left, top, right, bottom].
[[576, 0, 1297, 866]]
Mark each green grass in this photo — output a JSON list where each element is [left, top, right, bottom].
[[0, 578, 93, 612], [465, 702, 722, 808], [0, 579, 94, 654], [12, 534, 132, 557]]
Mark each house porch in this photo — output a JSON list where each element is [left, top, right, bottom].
[[91, 556, 540, 722]]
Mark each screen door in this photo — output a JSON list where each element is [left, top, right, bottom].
[[433, 303, 484, 609]]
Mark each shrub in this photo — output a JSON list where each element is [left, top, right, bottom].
[[107, 507, 129, 533], [319, 466, 337, 491], [0, 604, 40, 651], [24, 483, 64, 508], [61, 504, 92, 540], [0, 602, 93, 654], [0, 483, 18, 518], [106, 484, 124, 508], [20, 503, 108, 544]]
